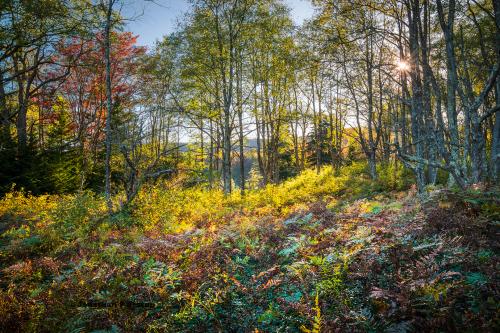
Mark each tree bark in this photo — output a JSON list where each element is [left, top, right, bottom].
[[408, 0, 426, 192], [104, 0, 114, 213], [0, 71, 11, 145], [491, 0, 500, 181]]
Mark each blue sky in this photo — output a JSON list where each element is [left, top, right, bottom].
[[125, 0, 315, 48]]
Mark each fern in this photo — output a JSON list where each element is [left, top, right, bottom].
[[300, 291, 321, 333]]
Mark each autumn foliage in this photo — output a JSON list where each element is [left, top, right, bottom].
[[58, 32, 146, 149]]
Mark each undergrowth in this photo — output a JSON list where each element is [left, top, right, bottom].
[[0, 162, 498, 332]]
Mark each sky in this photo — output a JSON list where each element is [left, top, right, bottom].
[[124, 0, 315, 48], [123, 0, 315, 141]]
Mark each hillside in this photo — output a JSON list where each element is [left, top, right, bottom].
[[2, 0, 500, 332], [1, 164, 498, 332]]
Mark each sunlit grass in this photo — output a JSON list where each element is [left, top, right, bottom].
[[133, 162, 373, 233], [0, 161, 404, 238]]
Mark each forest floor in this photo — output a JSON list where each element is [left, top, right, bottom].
[[0, 164, 499, 332]]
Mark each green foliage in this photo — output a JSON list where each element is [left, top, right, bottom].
[[465, 272, 488, 286], [132, 162, 369, 233], [376, 162, 414, 191]]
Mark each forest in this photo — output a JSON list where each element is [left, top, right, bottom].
[[0, 0, 499, 331]]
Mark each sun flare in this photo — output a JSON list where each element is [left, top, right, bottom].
[[396, 60, 410, 71]]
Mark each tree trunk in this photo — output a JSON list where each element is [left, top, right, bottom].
[[311, 76, 320, 174], [15, 75, 27, 155], [491, 0, 500, 181], [209, 118, 214, 189], [408, 0, 426, 193], [104, 0, 114, 213], [237, 63, 245, 195], [437, 0, 463, 186], [419, 0, 437, 184], [222, 107, 232, 194], [0, 71, 11, 145]]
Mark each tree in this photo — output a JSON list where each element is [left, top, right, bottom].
[[102, 0, 115, 212], [57, 32, 145, 190]]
